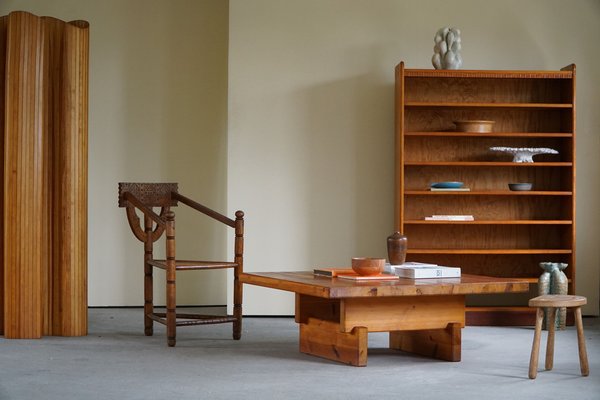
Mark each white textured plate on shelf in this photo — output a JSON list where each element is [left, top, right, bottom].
[[489, 146, 559, 163], [431, 181, 464, 189]]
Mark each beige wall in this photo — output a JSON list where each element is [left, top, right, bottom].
[[0, 0, 230, 306], [229, 0, 600, 315], [1, 1, 598, 315]]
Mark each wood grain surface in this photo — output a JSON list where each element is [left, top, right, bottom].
[[1, 11, 88, 338], [394, 62, 576, 325], [240, 271, 528, 299]]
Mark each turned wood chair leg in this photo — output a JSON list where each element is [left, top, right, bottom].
[[232, 211, 244, 341], [144, 263, 154, 336], [166, 212, 177, 347], [233, 269, 242, 340], [574, 307, 589, 376], [545, 307, 556, 371], [529, 307, 544, 379], [144, 215, 154, 336]]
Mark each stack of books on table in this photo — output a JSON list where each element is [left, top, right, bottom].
[[384, 262, 461, 279], [424, 215, 474, 221], [313, 267, 354, 277], [313, 267, 398, 281]]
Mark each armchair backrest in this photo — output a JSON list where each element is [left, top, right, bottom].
[[118, 182, 179, 208]]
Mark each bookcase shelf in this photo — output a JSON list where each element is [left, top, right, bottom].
[[404, 220, 572, 225], [405, 102, 572, 109], [407, 249, 572, 255], [405, 191, 572, 196], [404, 162, 572, 167], [395, 62, 576, 325], [405, 132, 574, 138]]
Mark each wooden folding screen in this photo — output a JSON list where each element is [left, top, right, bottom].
[[0, 11, 88, 338]]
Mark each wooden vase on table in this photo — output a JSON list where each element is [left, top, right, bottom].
[[387, 232, 407, 265]]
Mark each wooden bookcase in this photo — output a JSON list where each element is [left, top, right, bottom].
[[394, 62, 576, 325]]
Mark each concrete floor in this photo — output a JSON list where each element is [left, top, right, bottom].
[[0, 308, 598, 400]]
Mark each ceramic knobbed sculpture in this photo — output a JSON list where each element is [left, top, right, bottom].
[[538, 262, 568, 329], [432, 27, 462, 69]]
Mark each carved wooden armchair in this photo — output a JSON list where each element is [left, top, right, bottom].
[[118, 183, 244, 346]]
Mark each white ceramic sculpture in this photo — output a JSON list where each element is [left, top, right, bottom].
[[489, 147, 559, 163], [432, 27, 462, 69]]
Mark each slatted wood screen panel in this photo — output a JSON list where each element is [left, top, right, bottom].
[[0, 11, 88, 338]]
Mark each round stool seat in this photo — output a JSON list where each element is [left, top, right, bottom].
[[529, 294, 587, 308]]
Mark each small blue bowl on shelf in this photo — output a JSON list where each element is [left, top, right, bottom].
[[431, 181, 464, 189]]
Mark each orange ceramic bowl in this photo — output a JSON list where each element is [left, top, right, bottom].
[[351, 257, 385, 276]]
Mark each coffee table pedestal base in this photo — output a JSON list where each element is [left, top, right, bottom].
[[296, 294, 465, 366], [389, 322, 462, 362], [300, 318, 368, 366]]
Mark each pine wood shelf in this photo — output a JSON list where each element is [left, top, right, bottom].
[[395, 62, 576, 326], [405, 190, 572, 196], [405, 132, 574, 138], [499, 278, 572, 284], [403, 68, 573, 79], [404, 220, 572, 225], [407, 249, 572, 255], [405, 102, 572, 109], [404, 162, 573, 167]]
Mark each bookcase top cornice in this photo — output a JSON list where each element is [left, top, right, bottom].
[[398, 66, 574, 79]]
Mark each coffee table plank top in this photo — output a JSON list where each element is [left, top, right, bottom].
[[240, 272, 529, 299]]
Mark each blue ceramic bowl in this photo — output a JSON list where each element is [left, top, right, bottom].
[[431, 181, 464, 189]]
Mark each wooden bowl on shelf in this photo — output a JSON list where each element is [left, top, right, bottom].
[[454, 120, 495, 133], [351, 257, 385, 276]]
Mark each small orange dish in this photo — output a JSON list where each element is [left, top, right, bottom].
[[351, 257, 385, 276]]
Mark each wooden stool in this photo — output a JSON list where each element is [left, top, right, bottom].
[[528, 295, 589, 379]]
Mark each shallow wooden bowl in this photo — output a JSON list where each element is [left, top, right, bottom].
[[454, 120, 495, 133], [351, 257, 385, 276]]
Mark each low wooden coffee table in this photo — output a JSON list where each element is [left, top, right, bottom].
[[241, 271, 528, 366]]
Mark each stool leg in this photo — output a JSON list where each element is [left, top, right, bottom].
[[545, 307, 556, 371], [574, 307, 589, 376], [529, 307, 544, 379]]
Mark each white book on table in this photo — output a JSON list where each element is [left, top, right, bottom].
[[386, 262, 461, 278], [384, 261, 437, 273]]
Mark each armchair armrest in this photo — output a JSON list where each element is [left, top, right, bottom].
[[171, 192, 237, 228]]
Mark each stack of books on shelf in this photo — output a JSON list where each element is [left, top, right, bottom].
[[424, 215, 474, 221], [384, 262, 461, 279], [429, 187, 471, 191]]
